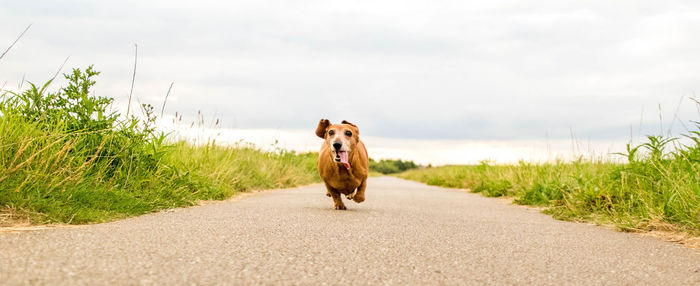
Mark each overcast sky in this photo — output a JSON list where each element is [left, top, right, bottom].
[[1, 0, 699, 143]]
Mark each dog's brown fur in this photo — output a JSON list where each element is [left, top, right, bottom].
[[315, 119, 369, 210]]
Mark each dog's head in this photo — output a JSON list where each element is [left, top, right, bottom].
[[315, 119, 360, 170]]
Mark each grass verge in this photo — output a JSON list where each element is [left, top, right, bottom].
[[369, 158, 418, 174], [398, 112, 700, 236], [0, 66, 319, 224]]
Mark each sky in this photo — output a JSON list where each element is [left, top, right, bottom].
[[1, 1, 699, 164]]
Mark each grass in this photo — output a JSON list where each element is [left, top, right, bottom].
[[369, 158, 418, 174], [0, 66, 319, 224], [399, 109, 700, 235]]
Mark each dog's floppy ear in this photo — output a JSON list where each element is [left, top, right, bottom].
[[341, 120, 356, 127], [315, 119, 330, 138]]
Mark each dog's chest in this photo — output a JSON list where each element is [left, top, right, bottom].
[[328, 168, 360, 192]]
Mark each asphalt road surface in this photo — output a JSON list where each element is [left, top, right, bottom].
[[1, 177, 699, 285]]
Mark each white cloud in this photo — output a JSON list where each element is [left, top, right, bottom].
[[1, 0, 699, 145]]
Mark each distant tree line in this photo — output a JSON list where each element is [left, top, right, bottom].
[[369, 158, 418, 174]]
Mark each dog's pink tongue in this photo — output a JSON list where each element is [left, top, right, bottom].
[[339, 151, 351, 170]]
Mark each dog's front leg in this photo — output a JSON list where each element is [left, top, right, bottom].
[[351, 179, 366, 203], [324, 182, 346, 210], [329, 190, 347, 210]]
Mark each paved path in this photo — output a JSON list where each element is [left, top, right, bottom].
[[1, 177, 699, 285]]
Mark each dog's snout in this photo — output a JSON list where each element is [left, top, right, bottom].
[[332, 142, 342, 150]]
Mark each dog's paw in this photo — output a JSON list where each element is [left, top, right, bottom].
[[352, 194, 365, 203], [334, 204, 347, 210]]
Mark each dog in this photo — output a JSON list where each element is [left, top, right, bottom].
[[315, 119, 369, 210]]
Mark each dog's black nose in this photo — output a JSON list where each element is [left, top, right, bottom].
[[332, 142, 342, 150]]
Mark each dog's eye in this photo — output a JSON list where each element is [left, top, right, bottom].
[[345, 131, 352, 137], [328, 130, 335, 136]]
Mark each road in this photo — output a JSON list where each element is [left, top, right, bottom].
[[1, 177, 699, 285]]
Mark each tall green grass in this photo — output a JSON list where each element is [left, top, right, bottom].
[[0, 66, 319, 224], [399, 108, 700, 235]]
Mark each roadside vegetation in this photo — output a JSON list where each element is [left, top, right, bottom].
[[399, 108, 700, 235], [0, 66, 319, 225], [369, 158, 418, 174]]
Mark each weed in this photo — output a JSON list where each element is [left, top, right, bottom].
[[0, 67, 319, 224], [399, 102, 700, 234]]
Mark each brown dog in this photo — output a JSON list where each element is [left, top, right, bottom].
[[315, 119, 369, 210]]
